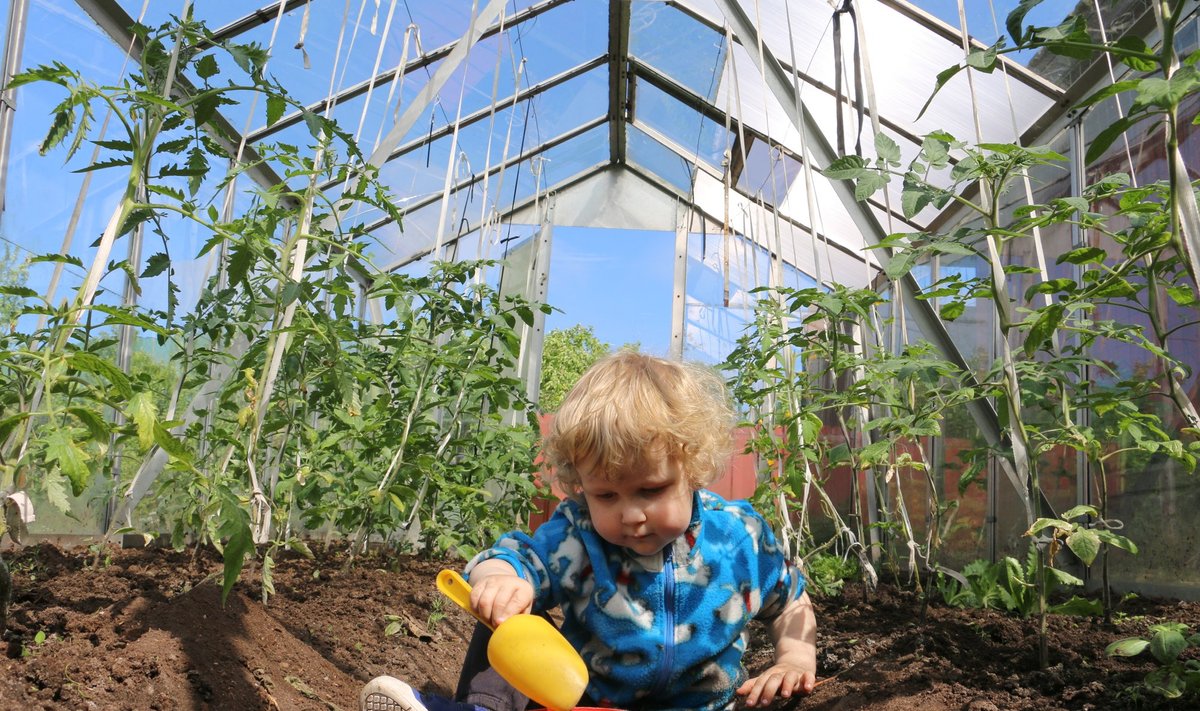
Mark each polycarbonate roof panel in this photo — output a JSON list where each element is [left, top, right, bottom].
[[693, 0, 1060, 143]]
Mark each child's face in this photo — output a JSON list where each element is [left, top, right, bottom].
[[576, 450, 695, 557]]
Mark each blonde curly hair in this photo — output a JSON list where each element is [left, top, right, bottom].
[[543, 351, 736, 497]]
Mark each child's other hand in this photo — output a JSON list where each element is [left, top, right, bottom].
[[468, 573, 534, 627], [735, 662, 815, 707]]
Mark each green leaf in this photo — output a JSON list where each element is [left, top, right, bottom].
[[1005, 0, 1043, 44], [1046, 567, 1083, 587], [1106, 637, 1150, 657], [1086, 114, 1151, 165], [1095, 530, 1139, 555], [965, 44, 998, 72], [858, 440, 890, 465], [302, 109, 324, 138], [1134, 69, 1200, 111], [141, 252, 170, 279], [0, 285, 38, 299], [1066, 528, 1101, 566], [128, 391, 158, 452], [153, 422, 192, 463], [41, 109, 73, 156], [901, 178, 934, 219], [66, 406, 109, 441], [1024, 303, 1063, 357], [1165, 285, 1198, 306], [227, 43, 266, 77], [821, 155, 868, 180], [1076, 80, 1139, 110], [1027, 517, 1072, 536], [31, 253, 84, 268], [266, 95, 286, 127], [72, 157, 132, 174], [43, 468, 72, 514], [287, 539, 315, 559], [0, 412, 32, 443], [195, 54, 220, 80], [883, 249, 918, 281], [1056, 246, 1108, 266], [1059, 504, 1098, 520], [1050, 596, 1103, 616], [1150, 628, 1187, 665], [220, 520, 254, 606], [917, 64, 965, 121], [1114, 37, 1157, 72], [192, 93, 219, 128], [854, 171, 888, 201], [67, 351, 133, 398], [939, 300, 965, 321], [1024, 277, 1077, 301], [44, 430, 91, 496], [875, 133, 901, 165]]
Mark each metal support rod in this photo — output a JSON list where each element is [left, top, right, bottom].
[[0, 0, 31, 217], [670, 200, 689, 360]]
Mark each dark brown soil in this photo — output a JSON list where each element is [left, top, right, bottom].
[[0, 542, 1196, 710]]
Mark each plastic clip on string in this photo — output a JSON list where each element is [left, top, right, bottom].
[[436, 570, 589, 711]]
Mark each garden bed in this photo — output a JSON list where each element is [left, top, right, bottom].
[[0, 543, 1193, 710]]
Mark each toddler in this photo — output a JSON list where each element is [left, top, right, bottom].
[[362, 352, 817, 711]]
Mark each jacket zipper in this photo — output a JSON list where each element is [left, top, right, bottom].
[[651, 550, 676, 694]]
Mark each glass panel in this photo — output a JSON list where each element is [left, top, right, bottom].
[[627, 125, 694, 194], [630, 0, 725, 101], [684, 230, 770, 365], [543, 226, 675, 356], [735, 138, 800, 203], [7, 1, 134, 311], [634, 80, 731, 174], [371, 125, 609, 267], [1082, 87, 1200, 594], [366, 70, 607, 207]]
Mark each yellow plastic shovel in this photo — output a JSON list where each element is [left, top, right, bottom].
[[437, 569, 588, 711]]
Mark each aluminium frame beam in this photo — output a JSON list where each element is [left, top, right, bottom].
[[608, 0, 632, 166]]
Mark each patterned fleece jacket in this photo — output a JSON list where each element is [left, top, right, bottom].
[[465, 490, 807, 711]]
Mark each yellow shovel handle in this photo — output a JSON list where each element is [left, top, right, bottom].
[[437, 569, 494, 630]]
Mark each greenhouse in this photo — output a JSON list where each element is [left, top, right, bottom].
[[0, 0, 1198, 709]]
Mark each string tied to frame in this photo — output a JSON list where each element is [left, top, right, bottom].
[[832, 0, 865, 157]]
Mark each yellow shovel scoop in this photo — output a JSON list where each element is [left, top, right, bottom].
[[437, 570, 588, 711]]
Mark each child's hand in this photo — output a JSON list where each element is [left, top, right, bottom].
[[735, 662, 816, 707], [468, 573, 534, 627]]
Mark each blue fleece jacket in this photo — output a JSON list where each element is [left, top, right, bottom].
[[465, 490, 806, 711]]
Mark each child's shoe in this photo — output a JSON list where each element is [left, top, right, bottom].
[[360, 676, 485, 711]]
